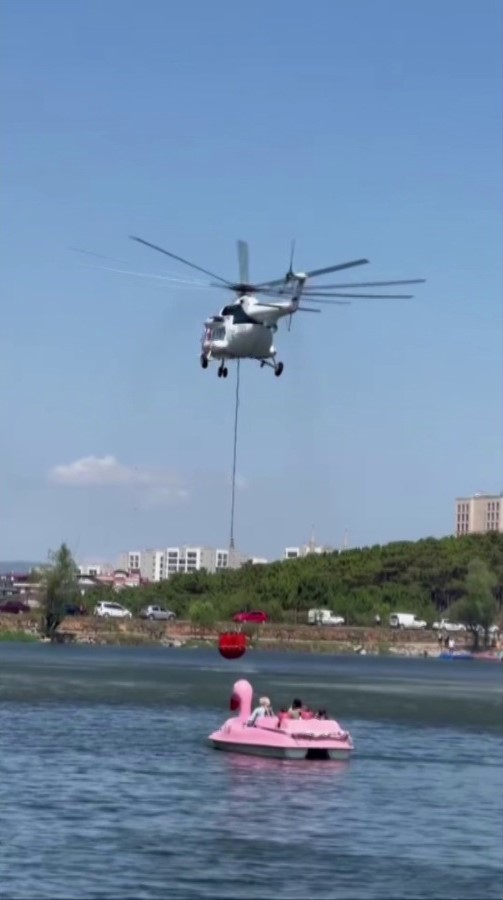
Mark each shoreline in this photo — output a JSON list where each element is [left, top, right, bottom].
[[0, 614, 490, 658]]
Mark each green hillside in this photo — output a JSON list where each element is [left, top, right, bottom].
[[120, 532, 503, 625]]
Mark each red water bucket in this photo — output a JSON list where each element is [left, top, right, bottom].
[[218, 631, 247, 660]]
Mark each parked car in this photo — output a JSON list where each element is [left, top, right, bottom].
[[308, 608, 345, 626], [389, 613, 427, 629], [432, 619, 466, 633], [94, 601, 132, 619], [232, 610, 269, 624], [64, 603, 88, 616], [140, 605, 176, 621], [0, 599, 30, 615]]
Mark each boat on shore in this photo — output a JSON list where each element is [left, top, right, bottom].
[[208, 679, 354, 761], [473, 651, 503, 663], [439, 650, 473, 660]]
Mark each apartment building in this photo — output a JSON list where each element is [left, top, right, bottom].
[[78, 563, 109, 577], [117, 546, 249, 582], [165, 546, 221, 576], [139, 550, 165, 582], [115, 551, 142, 573], [284, 543, 333, 560], [456, 493, 502, 536]]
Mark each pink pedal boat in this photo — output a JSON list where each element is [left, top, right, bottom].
[[209, 679, 354, 760]]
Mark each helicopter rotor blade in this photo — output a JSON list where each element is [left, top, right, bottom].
[[254, 301, 291, 310], [256, 301, 324, 313], [257, 293, 351, 309], [300, 296, 409, 306], [303, 278, 426, 289], [70, 247, 131, 265], [255, 258, 369, 289], [78, 263, 213, 290], [290, 240, 296, 269], [237, 240, 249, 284], [300, 292, 413, 300], [130, 236, 232, 285], [288, 239, 296, 274], [306, 259, 369, 279], [209, 282, 278, 295]]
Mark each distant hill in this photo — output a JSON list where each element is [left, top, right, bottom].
[[0, 561, 42, 575]]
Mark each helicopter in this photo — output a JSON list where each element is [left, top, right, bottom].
[[130, 235, 425, 378]]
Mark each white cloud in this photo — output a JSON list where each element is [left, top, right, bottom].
[[49, 455, 138, 487], [48, 455, 188, 504]]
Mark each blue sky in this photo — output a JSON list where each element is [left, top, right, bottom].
[[1, 0, 501, 564]]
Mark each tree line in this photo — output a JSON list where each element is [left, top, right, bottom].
[[38, 533, 503, 643]]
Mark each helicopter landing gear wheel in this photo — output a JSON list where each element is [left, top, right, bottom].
[[218, 364, 228, 378], [200, 355, 208, 369], [274, 361, 284, 377]]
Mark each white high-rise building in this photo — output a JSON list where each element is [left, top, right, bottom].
[[141, 550, 165, 582], [117, 546, 251, 581], [165, 546, 208, 576]]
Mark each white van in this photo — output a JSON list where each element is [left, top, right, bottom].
[[389, 613, 427, 630], [308, 608, 345, 626]]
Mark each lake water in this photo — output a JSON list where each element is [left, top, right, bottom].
[[0, 644, 502, 899]]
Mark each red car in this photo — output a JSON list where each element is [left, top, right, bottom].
[[232, 610, 269, 624]]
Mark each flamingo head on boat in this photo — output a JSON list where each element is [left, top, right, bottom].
[[229, 679, 253, 718]]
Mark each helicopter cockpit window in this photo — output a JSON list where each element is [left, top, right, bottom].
[[222, 305, 253, 324], [206, 324, 226, 341]]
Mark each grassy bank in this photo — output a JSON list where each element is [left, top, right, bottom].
[[0, 629, 39, 643]]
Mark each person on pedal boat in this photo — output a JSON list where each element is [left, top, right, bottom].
[[247, 696, 273, 725]]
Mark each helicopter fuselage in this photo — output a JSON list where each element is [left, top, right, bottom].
[[202, 318, 274, 361], [200, 287, 304, 377], [201, 295, 279, 362]]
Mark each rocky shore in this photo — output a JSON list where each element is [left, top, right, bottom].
[[0, 614, 472, 657]]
